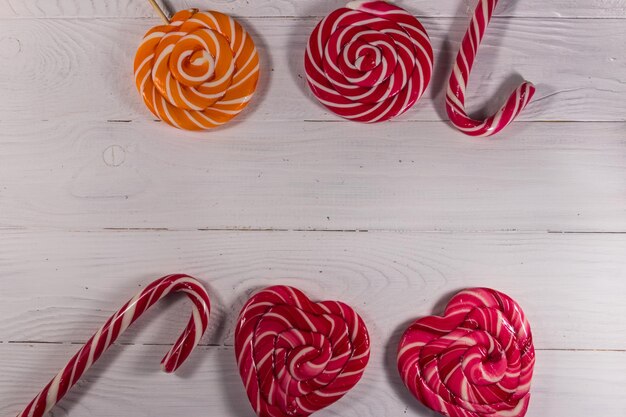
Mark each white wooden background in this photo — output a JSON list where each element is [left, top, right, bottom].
[[0, 0, 625, 416]]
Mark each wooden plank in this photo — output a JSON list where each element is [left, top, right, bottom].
[[0, 229, 624, 350], [2, 343, 624, 417], [0, 18, 625, 123], [1, 0, 625, 18], [0, 120, 624, 231]]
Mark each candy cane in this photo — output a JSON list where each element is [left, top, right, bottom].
[[17, 274, 211, 417], [446, 0, 536, 137]]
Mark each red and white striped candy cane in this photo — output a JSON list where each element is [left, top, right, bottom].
[[17, 274, 211, 417], [446, 0, 536, 137]]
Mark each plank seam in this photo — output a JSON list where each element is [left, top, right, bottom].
[[4, 227, 626, 234], [1, 16, 626, 21], [3, 341, 624, 352]]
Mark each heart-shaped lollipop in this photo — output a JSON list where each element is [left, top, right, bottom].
[[305, 0, 433, 123], [235, 286, 371, 417], [397, 288, 535, 417], [134, 8, 260, 130]]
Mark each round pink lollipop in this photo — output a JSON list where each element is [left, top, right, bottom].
[[235, 286, 371, 417], [397, 288, 535, 417], [305, 1, 433, 123]]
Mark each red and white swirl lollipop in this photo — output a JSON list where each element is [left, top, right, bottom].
[[446, 0, 536, 136], [305, 1, 433, 123], [235, 286, 371, 417], [397, 288, 535, 417]]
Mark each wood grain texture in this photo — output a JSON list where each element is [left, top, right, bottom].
[[1, 1, 625, 414], [1, 0, 626, 18], [0, 17, 625, 123], [0, 229, 624, 350], [1, 344, 625, 417], [0, 120, 624, 231]]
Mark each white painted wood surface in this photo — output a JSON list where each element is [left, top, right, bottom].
[[0, 1, 625, 416], [2, 345, 625, 417], [0, 18, 624, 123], [1, 230, 625, 350], [1, 121, 625, 231], [1, 0, 625, 18]]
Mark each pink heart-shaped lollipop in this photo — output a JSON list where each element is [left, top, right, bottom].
[[235, 286, 371, 417], [397, 288, 535, 417]]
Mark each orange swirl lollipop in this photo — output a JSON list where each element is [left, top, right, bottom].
[[134, 7, 260, 130]]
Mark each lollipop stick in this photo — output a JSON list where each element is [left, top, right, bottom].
[[147, 0, 170, 24]]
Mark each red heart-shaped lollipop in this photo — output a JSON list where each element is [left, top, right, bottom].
[[397, 288, 535, 417], [235, 286, 370, 417]]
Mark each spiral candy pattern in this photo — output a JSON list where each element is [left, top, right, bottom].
[[134, 9, 260, 130], [397, 288, 535, 417], [17, 274, 211, 417], [235, 286, 371, 417], [446, 0, 535, 136], [305, 1, 433, 123]]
